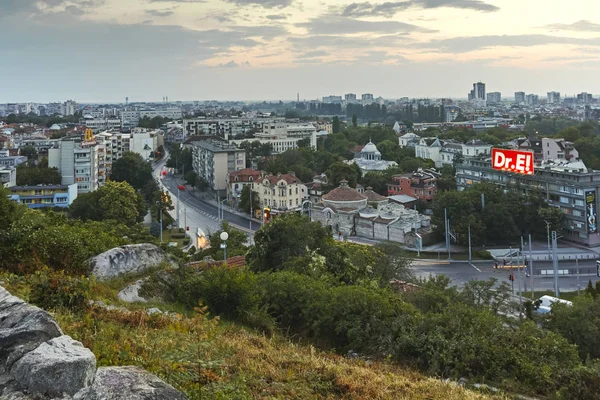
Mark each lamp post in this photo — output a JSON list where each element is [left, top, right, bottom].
[[155, 200, 163, 243], [220, 231, 229, 261]]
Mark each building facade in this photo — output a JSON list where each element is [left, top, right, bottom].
[[192, 140, 246, 195], [456, 158, 600, 246], [0, 166, 16, 188], [9, 183, 77, 208], [49, 139, 99, 194], [259, 172, 307, 214], [387, 169, 439, 203]]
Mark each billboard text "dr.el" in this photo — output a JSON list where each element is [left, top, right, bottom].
[[492, 148, 534, 175]]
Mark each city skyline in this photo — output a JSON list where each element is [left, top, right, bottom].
[[2, 0, 600, 102]]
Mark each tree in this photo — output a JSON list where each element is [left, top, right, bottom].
[[352, 114, 357, 127], [69, 181, 143, 226], [20, 146, 38, 161], [238, 185, 259, 216], [185, 171, 198, 188], [110, 152, 153, 191], [155, 145, 165, 160], [326, 162, 360, 188], [332, 116, 341, 133], [16, 164, 62, 186], [538, 206, 563, 234]]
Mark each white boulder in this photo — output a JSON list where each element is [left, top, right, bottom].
[[89, 244, 170, 281]]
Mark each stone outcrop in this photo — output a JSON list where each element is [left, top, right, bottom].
[[73, 366, 187, 400], [117, 279, 148, 303], [0, 286, 187, 400], [89, 244, 171, 281]]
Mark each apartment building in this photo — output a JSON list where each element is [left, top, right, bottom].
[[387, 169, 440, 203], [49, 139, 99, 193], [0, 149, 26, 167], [259, 172, 307, 213], [9, 183, 77, 209], [183, 118, 264, 138], [192, 140, 246, 195], [0, 166, 16, 188], [83, 117, 122, 132], [415, 138, 491, 168], [120, 108, 182, 125], [456, 158, 600, 246]]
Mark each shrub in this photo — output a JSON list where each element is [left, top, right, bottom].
[[171, 233, 186, 239], [28, 269, 93, 312]]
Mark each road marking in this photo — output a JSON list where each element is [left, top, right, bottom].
[[469, 262, 482, 272]]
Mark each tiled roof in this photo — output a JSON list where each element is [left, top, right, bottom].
[[265, 173, 299, 185], [230, 168, 262, 182], [364, 188, 388, 202], [323, 185, 367, 202]]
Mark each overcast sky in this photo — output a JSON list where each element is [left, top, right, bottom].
[[2, 0, 600, 103]]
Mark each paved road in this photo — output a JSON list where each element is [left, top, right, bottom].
[[412, 259, 600, 292]]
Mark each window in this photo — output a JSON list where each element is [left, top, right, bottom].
[[296, 187, 298, 194], [289, 189, 292, 195], [575, 199, 585, 206], [559, 196, 569, 204], [289, 199, 292, 206]]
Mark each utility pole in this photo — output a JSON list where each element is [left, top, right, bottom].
[[159, 207, 163, 243], [545, 221, 551, 258], [576, 258, 581, 295], [468, 224, 472, 263], [552, 231, 559, 297], [184, 204, 187, 232], [518, 238, 523, 317], [481, 192, 485, 210], [444, 208, 450, 260], [529, 233, 534, 301], [177, 184, 180, 228]]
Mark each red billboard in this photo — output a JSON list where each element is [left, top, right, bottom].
[[492, 148, 534, 175]]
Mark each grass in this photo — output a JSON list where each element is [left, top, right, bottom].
[[40, 279, 504, 400], [161, 228, 190, 248]]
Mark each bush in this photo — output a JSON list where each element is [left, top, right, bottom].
[[28, 269, 93, 312], [171, 233, 186, 239], [473, 250, 493, 260]]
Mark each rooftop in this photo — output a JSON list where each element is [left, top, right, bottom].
[[323, 180, 368, 202]]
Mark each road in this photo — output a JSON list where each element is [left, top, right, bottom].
[[412, 259, 600, 293], [152, 156, 260, 246]]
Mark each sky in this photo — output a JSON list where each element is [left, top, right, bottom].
[[2, 0, 600, 102]]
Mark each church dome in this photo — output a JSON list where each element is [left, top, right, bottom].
[[322, 180, 368, 211], [361, 140, 381, 155]]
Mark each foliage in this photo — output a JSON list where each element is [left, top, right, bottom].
[[16, 164, 61, 186], [326, 161, 361, 188], [28, 269, 93, 311], [194, 221, 248, 262], [184, 171, 197, 188], [70, 181, 145, 226], [150, 221, 162, 238], [110, 151, 153, 191], [238, 185, 259, 215], [166, 145, 193, 175], [138, 116, 172, 129], [332, 116, 341, 133]]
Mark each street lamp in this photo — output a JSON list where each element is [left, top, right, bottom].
[[155, 200, 163, 243], [220, 231, 229, 261]]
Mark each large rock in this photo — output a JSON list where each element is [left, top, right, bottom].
[[118, 279, 148, 303], [89, 244, 171, 281], [11, 335, 96, 397], [74, 366, 188, 400], [0, 287, 62, 375]]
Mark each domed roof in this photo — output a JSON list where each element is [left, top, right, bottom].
[[361, 140, 380, 154], [364, 187, 388, 202], [323, 180, 368, 202]]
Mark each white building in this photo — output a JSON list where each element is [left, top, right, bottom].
[[346, 140, 398, 172], [61, 100, 77, 116], [49, 139, 99, 194], [416, 138, 491, 168], [259, 172, 307, 213], [0, 166, 16, 188], [361, 93, 374, 104], [541, 138, 579, 162], [192, 139, 246, 195], [130, 130, 158, 162], [322, 95, 342, 103], [547, 92, 561, 104], [83, 117, 122, 132], [398, 132, 420, 148]]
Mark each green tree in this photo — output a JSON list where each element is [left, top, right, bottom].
[[238, 185, 259, 216], [184, 171, 198, 188], [16, 164, 61, 186], [539, 207, 563, 233], [20, 146, 38, 161], [69, 181, 143, 226], [110, 152, 153, 191], [352, 114, 357, 127], [332, 116, 341, 133], [326, 161, 360, 188]]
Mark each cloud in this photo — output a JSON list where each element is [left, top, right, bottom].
[[300, 50, 329, 58], [543, 20, 600, 32], [216, 61, 251, 68], [148, 0, 205, 2], [222, 0, 292, 8], [289, 33, 411, 49], [297, 16, 434, 34], [0, 0, 104, 17], [146, 9, 176, 17], [339, 0, 498, 17], [266, 14, 287, 20], [415, 34, 600, 53]]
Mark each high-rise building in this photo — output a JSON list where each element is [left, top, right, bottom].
[[49, 139, 99, 194], [322, 95, 342, 104], [514, 92, 526, 103], [487, 92, 501, 103], [344, 93, 357, 102], [361, 93, 374, 103], [526, 94, 539, 106], [577, 92, 593, 104], [468, 82, 486, 102], [60, 100, 77, 116], [547, 91, 561, 104]]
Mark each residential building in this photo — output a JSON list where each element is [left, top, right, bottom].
[[387, 169, 440, 203], [542, 138, 579, 162], [361, 93, 374, 103], [9, 183, 77, 209], [415, 138, 491, 168], [130, 129, 159, 162], [83, 117, 122, 132], [192, 139, 246, 195], [0, 166, 16, 188], [398, 132, 420, 148], [0, 149, 26, 167], [259, 172, 307, 214], [514, 138, 543, 162], [445, 106, 461, 122], [577, 92, 593, 104], [183, 117, 265, 139], [547, 91, 561, 104], [468, 82, 486, 102], [456, 158, 600, 246], [227, 168, 262, 206], [346, 140, 398, 172], [487, 92, 501, 103], [61, 100, 77, 116], [120, 108, 183, 126], [49, 139, 99, 193], [415, 138, 444, 167], [322, 95, 342, 103], [515, 92, 526, 104], [344, 93, 357, 103], [526, 94, 539, 106]]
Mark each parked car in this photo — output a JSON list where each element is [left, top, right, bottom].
[[178, 185, 185, 191]]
